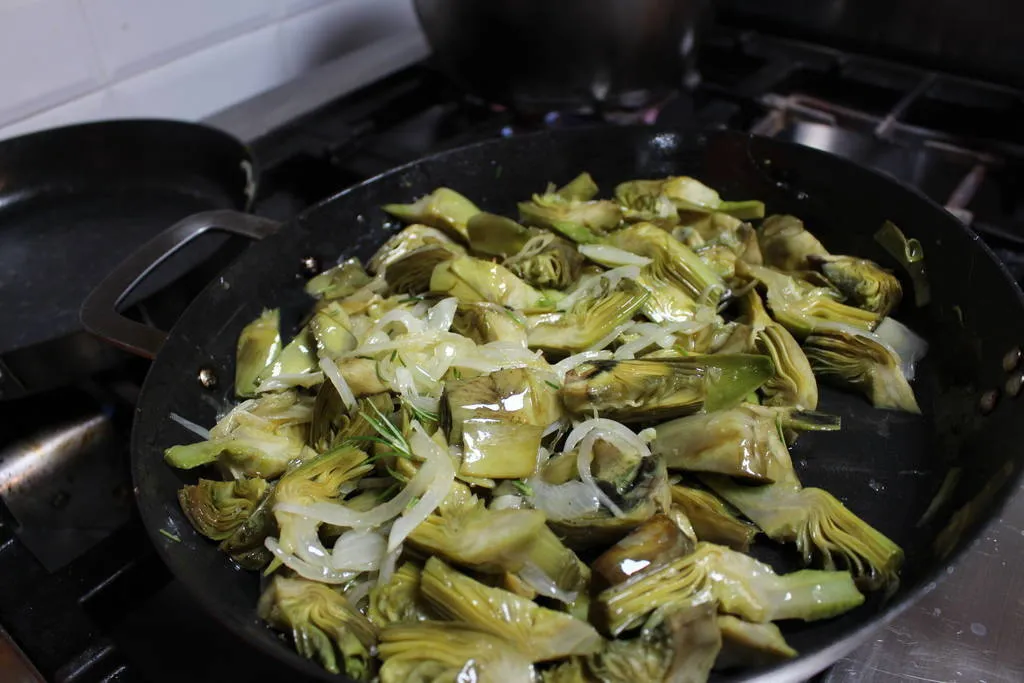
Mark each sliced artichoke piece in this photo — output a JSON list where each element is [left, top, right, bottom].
[[385, 244, 459, 294], [548, 455, 670, 551], [595, 542, 864, 636], [309, 300, 357, 358], [810, 254, 903, 317], [258, 575, 378, 678], [803, 324, 920, 413], [741, 291, 818, 409], [443, 368, 562, 479], [518, 187, 622, 244], [670, 484, 758, 552], [311, 385, 392, 453], [504, 233, 585, 289], [592, 513, 694, 588], [466, 211, 535, 257], [257, 325, 318, 387], [272, 446, 374, 582], [554, 171, 601, 202], [369, 224, 467, 274], [378, 622, 535, 683], [527, 280, 649, 355], [715, 615, 797, 670], [652, 405, 837, 482], [451, 302, 528, 346], [368, 562, 433, 628], [335, 357, 390, 396], [705, 474, 904, 594], [616, 177, 764, 220], [740, 261, 880, 338], [177, 478, 268, 541], [165, 401, 314, 479], [610, 223, 727, 307], [540, 658, 592, 683], [560, 355, 774, 424], [420, 557, 602, 660], [588, 602, 721, 683], [218, 481, 277, 569], [431, 255, 552, 310], [235, 308, 282, 398], [757, 214, 828, 271], [407, 499, 548, 574], [306, 257, 372, 299], [382, 187, 480, 241]]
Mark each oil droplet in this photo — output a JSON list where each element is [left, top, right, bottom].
[[796, 191, 808, 200], [932, 607, 942, 616], [970, 622, 987, 637], [868, 479, 885, 493]]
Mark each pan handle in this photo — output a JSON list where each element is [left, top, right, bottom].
[[80, 210, 281, 359]]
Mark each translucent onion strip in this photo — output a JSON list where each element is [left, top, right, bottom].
[[320, 356, 357, 409], [169, 413, 211, 441]]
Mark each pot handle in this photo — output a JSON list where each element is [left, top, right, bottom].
[[80, 210, 281, 359]]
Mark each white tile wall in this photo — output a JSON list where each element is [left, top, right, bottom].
[[0, 0, 419, 141]]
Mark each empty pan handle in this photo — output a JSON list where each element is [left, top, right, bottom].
[[81, 210, 281, 359]]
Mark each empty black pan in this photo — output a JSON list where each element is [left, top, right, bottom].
[[0, 119, 253, 399], [82, 127, 1024, 681]]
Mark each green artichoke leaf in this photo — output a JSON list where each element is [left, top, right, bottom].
[[378, 622, 536, 683], [305, 257, 372, 300], [803, 324, 920, 413], [177, 477, 268, 541], [715, 615, 797, 670], [430, 255, 553, 310], [258, 575, 378, 678], [757, 215, 829, 272], [587, 601, 721, 683], [810, 254, 903, 317], [595, 542, 864, 636], [368, 562, 434, 628], [420, 557, 602, 660], [382, 188, 480, 242], [235, 308, 282, 398], [369, 224, 467, 274], [466, 211, 536, 257], [592, 513, 694, 588], [669, 484, 758, 552], [560, 355, 774, 424]]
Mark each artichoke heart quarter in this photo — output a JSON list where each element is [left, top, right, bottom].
[[561, 355, 774, 423]]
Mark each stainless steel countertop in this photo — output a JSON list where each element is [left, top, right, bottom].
[[203, 32, 1024, 683], [824, 480, 1024, 683]]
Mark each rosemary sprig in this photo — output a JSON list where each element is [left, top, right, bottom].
[[512, 480, 533, 497]]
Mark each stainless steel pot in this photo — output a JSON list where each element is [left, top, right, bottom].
[[414, 0, 707, 114]]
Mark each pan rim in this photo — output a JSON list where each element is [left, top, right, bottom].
[[131, 124, 1024, 683]]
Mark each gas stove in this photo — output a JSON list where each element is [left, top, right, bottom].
[[1, 25, 1022, 683]]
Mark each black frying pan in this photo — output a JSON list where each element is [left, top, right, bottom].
[[82, 127, 1024, 682], [0, 119, 253, 399]]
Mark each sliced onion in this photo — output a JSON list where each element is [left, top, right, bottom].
[[875, 317, 929, 381], [255, 371, 324, 392], [332, 529, 387, 571], [565, 418, 651, 459], [578, 244, 653, 268], [387, 423, 455, 551], [490, 494, 526, 510], [320, 356, 356, 409], [517, 562, 578, 604], [526, 477, 601, 521], [377, 545, 402, 587], [552, 350, 614, 380], [169, 413, 210, 440], [427, 297, 458, 332], [343, 578, 374, 606], [264, 537, 356, 584]]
